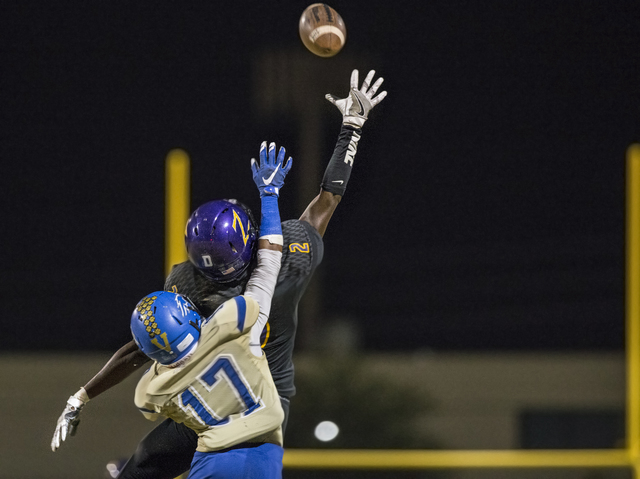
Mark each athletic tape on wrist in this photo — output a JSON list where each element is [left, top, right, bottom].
[[259, 195, 282, 238], [74, 387, 90, 403], [260, 234, 284, 246], [321, 124, 362, 196]]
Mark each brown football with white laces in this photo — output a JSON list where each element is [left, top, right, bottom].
[[299, 4, 347, 57]]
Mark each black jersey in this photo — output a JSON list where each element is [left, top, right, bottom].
[[164, 219, 323, 398]]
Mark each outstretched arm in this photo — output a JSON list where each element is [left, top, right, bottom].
[[299, 69, 387, 237], [299, 189, 341, 238], [248, 141, 291, 355], [51, 340, 150, 451], [83, 340, 150, 398]]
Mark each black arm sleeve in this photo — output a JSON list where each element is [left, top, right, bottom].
[[320, 124, 362, 196]]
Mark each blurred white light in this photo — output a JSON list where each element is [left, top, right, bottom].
[[314, 420, 339, 442], [106, 462, 119, 478]]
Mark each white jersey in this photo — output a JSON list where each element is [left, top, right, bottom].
[[134, 294, 284, 452]]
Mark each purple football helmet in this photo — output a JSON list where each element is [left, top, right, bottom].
[[185, 199, 258, 282]]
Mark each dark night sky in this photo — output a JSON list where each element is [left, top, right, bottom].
[[2, 1, 639, 352]]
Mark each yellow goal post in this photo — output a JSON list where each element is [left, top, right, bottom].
[[165, 145, 640, 476]]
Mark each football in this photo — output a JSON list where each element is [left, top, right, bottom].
[[298, 4, 347, 57]]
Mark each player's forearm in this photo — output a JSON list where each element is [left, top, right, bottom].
[[83, 340, 150, 399], [299, 189, 341, 237], [246, 228, 284, 321], [299, 124, 358, 236], [320, 124, 362, 196], [246, 248, 282, 355], [245, 248, 282, 307]]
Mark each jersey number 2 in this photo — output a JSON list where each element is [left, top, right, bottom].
[[179, 356, 261, 426]]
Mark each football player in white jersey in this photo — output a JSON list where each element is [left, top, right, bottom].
[[129, 142, 289, 478]]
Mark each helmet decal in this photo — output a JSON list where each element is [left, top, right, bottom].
[[150, 333, 172, 352], [130, 291, 202, 365], [232, 209, 250, 246], [173, 294, 193, 318], [202, 255, 214, 267], [136, 295, 160, 338]]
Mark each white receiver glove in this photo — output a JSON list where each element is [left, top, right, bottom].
[[51, 390, 87, 452], [325, 69, 387, 128]]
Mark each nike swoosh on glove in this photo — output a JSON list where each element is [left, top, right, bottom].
[[251, 141, 293, 197], [325, 69, 387, 128]]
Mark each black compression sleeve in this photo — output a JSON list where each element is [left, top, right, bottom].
[[320, 124, 362, 196]]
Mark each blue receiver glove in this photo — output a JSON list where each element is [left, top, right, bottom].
[[250, 142, 293, 242], [251, 141, 292, 198]]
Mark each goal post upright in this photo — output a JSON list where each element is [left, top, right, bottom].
[[627, 143, 640, 477], [165, 148, 190, 278]]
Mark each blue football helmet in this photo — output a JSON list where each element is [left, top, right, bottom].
[[130, 291, 202, 365], [185, 199, 258, 282]]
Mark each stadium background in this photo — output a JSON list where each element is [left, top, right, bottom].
[[2, 1, 640, 477]]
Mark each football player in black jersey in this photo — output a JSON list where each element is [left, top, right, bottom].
[[51, 69, 387, 479]]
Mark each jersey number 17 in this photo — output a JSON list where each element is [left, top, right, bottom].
[[178, 355, 261, 426]]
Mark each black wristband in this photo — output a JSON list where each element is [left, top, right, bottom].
[[321, 124, 362, 196]]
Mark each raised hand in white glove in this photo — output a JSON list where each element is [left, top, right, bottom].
[[325, 69, 387, 128], [51, 391, 87, 452]]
